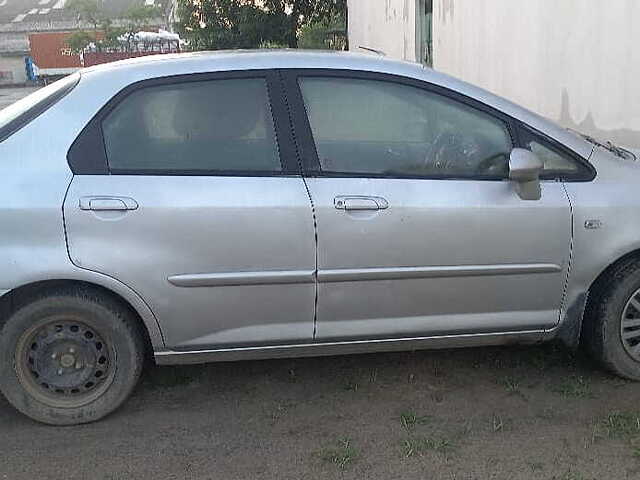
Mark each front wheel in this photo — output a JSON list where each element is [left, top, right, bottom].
[[0, 288, 145, 425], [583, 260, 640, 380]]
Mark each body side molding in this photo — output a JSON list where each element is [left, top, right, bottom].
[[167, 263, 562, 288], [318, 264, 562, 282], [167, 270, 316, 287]]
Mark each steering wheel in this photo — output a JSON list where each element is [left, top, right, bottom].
[[475, 153, 508, 176], [424, 130, 465, 173]]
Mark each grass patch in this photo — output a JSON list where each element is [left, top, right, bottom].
[[402, 435, 454, 458], [602, 411, 640, 439], [558, 471, 588, 480], [343, 380, 359, 392], [550, 376, 592, 398], [492, 413, 505, 432], [500, 375, 521, 394], [400, 411, 432, 431], [526, 461, 544, 472], [318, 438, 358, 470]]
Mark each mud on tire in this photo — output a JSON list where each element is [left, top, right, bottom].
[[0, 287, 145, 425], [583, 259, 640, 381]]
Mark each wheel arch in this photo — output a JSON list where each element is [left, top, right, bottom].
[[557, 248, 640, 349], [0, 278, 164, 354], [588, 249, 640, 298]]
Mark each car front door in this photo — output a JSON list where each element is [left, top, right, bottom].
[[283, 70, 573, 342], [64, 70, 316, 350]]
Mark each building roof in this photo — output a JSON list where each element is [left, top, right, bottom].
[[0, 0, 152, 31], [0, 0, 166, 55]]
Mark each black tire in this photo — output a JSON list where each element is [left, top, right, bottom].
[[583, 259, 640, 380], [0, 287, 145, 425]]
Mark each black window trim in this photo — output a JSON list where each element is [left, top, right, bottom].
[[67, 69, 300, 176], [279, 68, 595, 183]]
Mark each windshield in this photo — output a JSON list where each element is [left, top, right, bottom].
[[0, 73, 80, 143]]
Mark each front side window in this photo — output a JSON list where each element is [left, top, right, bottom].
[[519, 128, 581, 178], [299, 77, 512, 178], [102, 78, 281, 173]]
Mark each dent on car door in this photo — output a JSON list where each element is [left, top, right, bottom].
[[283, 70, 573, 341], [64, 71, 316, 350]]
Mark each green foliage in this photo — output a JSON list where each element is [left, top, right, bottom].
[[66, 0, 163, 53], [317, 437, 357, 470], [176, 0, 276, 50], [298, 13, 346, 50], [116, 4, 163, 47], [602, 411, 640, 439], [65, 30, 96, 54], [175, 0, 347, 50], [65, 0, 109, 30], [403, 436, 454, 457], [123, 4, 161, 30], [399, 411, 432, 432], [262, 0, 346, 47]]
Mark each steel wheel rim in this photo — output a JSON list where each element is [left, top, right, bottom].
[[15, 315, 116, 408], [621, 289, 640, 361]]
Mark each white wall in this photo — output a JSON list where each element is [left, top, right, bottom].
[[348, 0, 419, 62], [433, 0, 640, 148]]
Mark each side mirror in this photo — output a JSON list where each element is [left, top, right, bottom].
[[509, 148, 543, 200]]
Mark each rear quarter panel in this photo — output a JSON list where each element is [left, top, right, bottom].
[[0, 76, 165, 347]]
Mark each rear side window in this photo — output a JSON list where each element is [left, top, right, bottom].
[[101, 78, 281, 173], [0, 73, 79, 143]]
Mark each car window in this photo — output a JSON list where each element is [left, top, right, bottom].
[[519, 129, 579, 175], [102, 78, 281, 173], [529, 141, 578, 172], [298, 77, 512, 178]]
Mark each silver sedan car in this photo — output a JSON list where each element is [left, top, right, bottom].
[[0, 51, 638, 425]]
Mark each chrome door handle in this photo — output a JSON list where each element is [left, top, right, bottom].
[[334, 196, 389, 211], [79, 196, 138, 211]]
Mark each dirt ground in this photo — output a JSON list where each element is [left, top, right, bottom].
[[1, 343, 640, 480]]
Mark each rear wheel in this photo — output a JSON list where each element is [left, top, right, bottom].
[[0, 288, 144, 425], [583, 260, 640, 380]]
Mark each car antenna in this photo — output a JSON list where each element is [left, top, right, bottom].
[[358, 46, 386, 56]]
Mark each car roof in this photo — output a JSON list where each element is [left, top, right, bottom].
[[83, 49, 425, 77], [81, 50, 593, 159]]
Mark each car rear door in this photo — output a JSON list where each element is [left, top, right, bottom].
[[282, 70, 572, 342], [64, 70, 316, 350]]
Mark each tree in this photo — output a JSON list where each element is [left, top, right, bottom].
[[298, 13, 346, 50], [176, 0, 273, 50], [65, 0, 163, 53], [262, 0, 346, 48], [116, 4, 163, 49], [65, 0, 108, 31], [175, 0, 347, 50], [65, 30, 95, 54], [123, 4, 163, 31]]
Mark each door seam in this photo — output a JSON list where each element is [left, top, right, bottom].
[[277, 69, 319, 339], [557, 181, 575, 327]]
